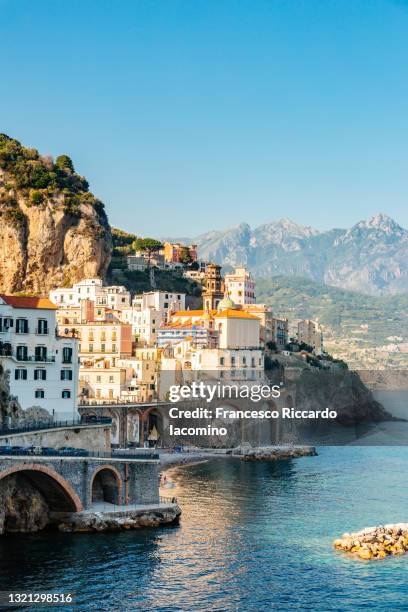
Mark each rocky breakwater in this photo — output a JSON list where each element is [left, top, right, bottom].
[[53, 504, 181, 533], [236, 446, 317, 461], [333, 524, 408, 560]]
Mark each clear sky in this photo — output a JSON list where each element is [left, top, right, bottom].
[[1, 0, 408, 237]]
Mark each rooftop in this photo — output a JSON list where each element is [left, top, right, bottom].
[[0, 294, 58, 310]]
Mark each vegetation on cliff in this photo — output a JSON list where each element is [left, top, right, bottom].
[[108, 228, 202, 298], [0, 134, 108, 219]]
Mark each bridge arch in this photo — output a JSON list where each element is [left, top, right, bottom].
[[90, 465, 122, 505], [0, 464, 83, 512]]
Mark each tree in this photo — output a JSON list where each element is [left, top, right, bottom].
[[56, 154, 75, 173], [134, 238, 163, 267], [179, 247, 193, 265], [266, 340, 277, 352]]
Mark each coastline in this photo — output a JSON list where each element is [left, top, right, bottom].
[[158, 444, 318, 472], [159, 450, 226, 470]]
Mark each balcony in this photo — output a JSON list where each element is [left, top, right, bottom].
[[18, 354, 56, 363], [0, 348, 56, 363]]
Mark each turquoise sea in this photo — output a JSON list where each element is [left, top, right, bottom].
[[1, 392, 408, 611]]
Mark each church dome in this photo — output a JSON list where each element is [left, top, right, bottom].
[[217, 295, 236, 311]]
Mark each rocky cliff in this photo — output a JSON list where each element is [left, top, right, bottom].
[[0, 474, 50, 534], [0, 134, 111, 294], [295, 369, 392, 426]]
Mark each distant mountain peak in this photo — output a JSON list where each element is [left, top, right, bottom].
[[356, 213, 404, 233], [190, 213, 408, 295]]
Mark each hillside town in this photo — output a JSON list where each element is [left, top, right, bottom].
[[0, 241, 326, 446]]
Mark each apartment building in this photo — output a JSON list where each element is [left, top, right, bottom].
[[0, 295, 78, 419], [50, 278, 131, 310], [224, 267, 256, 305]]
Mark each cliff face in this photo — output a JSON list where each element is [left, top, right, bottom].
[[0, 134, 111, 294], [295, 369, 391, 426], [0, 474, 50, 533]]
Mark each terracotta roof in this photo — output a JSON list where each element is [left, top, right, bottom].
[[0, 294, 58, 310], [214, 309, 259, 320], [173, 309, 216, 317]]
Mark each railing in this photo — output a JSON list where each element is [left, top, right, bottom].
[[0, 417, 112, 437], [0, 447, 159, 460], [78, 399, 168, 407], [79, 397, 147, 406], [0, 349, 56, 363], [160, 496, 178, 504]]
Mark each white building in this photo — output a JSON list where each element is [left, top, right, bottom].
[[214, 307, 260, 349], [121, 306, 164, 346], [50, 278, 131, 310], [0, 295, 79, 420], [224, 267, 256, 305], [134, 291, 186, 312], [120, 291, 186, 346]]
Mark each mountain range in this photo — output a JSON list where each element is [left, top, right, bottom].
[[171, 213, 408, 295]]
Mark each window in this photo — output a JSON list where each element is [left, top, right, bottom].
[[231, 356, 235, 366], [89, 343, 93, 353], [251, 358, 255, 367], [220, 357, 225, 366], [109, 375, 114, 383], [35, 389, 45, 398], [15, 368, 27, 380], [112, 344, 116, 352], [101, 343, 106, 352], [37, 319, 48, 335], [35, 346, 47, 362], [3, 317, 13, 329], [242, 357, 247, 366], [16, 345, 28, 361], [96, 375, 101, 383], [61, 369, 72, 381], [62, 347, 73, 363], [62, 389, 71, 399], [16, 318, 29, 334], [164, 302, 168, 309], [34, 369, 46, 381]]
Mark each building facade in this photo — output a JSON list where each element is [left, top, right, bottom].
[[50, 278, 131, 310], [163, 242, 198, 264], [0, 295, 79, 419], [297, 319, 323, 353], [224, 267, 256, 305]]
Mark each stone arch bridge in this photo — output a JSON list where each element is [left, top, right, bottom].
[[0, 453, 160, 515], [79, 387, 297, 448]]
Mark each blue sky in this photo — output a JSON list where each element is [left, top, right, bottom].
[[1, 0, 408, 237]]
